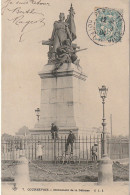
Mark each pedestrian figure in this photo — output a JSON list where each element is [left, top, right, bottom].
[[91, 144, 98, 161], [37, 141, 44, 160], [65, 130, 76, 154], [51, 123, 59, 139]]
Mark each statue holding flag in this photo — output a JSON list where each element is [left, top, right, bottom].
[[42, 4, 87, 68], [50, 12, 73, 53]]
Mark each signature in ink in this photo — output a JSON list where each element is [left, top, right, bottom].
[[2, 0, 13, 15], [8, 15, 45, 32], [8, 15, 45, 41], [7, 7, 44, 17], [2, 0, 49, 42]]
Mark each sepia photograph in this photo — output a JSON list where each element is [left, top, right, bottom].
[[1, 0, 129, 194]]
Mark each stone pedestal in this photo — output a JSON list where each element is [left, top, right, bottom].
[[30, 63, 87, 136], [15, 156, 30, 188], [98, 155, 113, 185]]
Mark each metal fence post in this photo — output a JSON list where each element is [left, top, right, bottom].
[[54, 132, 56, 164], [101, 134, 103, 158], [90, 135, 91, 160]]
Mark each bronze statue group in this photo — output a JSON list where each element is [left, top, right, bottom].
[[42, 5, 87, 72]]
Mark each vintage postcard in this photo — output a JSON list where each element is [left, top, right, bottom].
[[1, 0, 129, 194]]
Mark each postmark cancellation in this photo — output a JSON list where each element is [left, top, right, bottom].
[[86, 7, 125, 46]]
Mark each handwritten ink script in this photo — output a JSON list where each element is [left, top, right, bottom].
[[2, 0, 50, 42]]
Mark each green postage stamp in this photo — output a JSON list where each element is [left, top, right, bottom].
[[86, 7, 125, 46]]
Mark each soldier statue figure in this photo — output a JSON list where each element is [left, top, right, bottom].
[[42, 4, 87, 71]]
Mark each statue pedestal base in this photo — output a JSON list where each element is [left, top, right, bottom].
[[30, 63, 87, 136]]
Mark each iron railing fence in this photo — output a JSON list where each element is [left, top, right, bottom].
[[1, 135, 129, 161]]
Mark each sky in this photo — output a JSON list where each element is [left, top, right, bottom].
[[2, 0, 129, 136]]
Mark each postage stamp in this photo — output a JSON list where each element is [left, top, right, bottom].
[[86, 7, 125, 46]]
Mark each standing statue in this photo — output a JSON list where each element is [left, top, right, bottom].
[[50, 13, 72, 54], [42, 4, 87, 70]]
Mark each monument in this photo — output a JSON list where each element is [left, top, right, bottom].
[[30, 4, 87, 136]]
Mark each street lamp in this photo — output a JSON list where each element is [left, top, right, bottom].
[[98, 85, 113, 185], [35, 108, 40, 122], [98, 85, 108, 156]]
